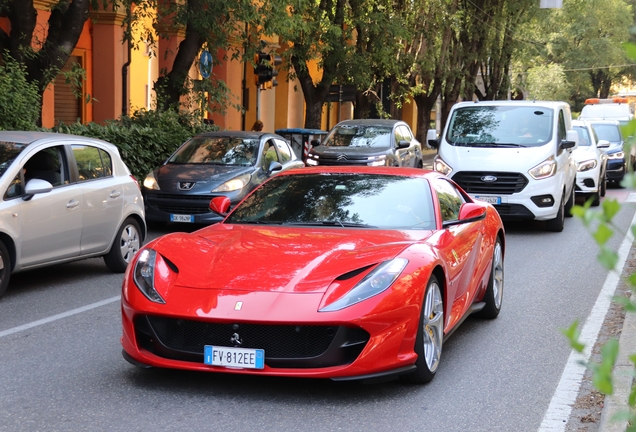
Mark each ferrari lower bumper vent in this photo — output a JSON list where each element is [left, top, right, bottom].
[[134, 315, 370, 368]]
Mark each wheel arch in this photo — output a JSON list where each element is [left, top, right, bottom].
[[0, 232, 16, 272]]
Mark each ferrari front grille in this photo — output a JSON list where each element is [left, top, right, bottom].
[[135, 315, 370, 368]]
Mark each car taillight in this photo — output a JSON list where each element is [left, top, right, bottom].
[[130, 175, 140, 188]]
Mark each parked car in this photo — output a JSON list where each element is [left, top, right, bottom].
[[587, 120, 627, 183], [142, 131, 304, 225], [305, 119, 424, 167], [428, 100, 578, 232], [122, 166, 505, 383], [0, 131, 146, 298], [571, 120, 609, 206]]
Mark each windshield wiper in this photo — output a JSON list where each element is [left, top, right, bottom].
[[283, 221, 377, 228], [233, 220, 282, 225]]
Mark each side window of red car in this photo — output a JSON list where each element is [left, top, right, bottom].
[[434, 179, 465, 222]]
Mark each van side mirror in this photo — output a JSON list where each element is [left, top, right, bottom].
[[561, 130, 579, 150], [426, 129, 439, 149], [596, 139, 610, 149]]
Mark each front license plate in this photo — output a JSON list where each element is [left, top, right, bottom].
[[474, 195, 501, 205], [204, 345, 265, 369], [170, 214, 194, 223]]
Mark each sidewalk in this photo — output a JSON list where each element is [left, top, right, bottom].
[[599, 289, 636, 431]]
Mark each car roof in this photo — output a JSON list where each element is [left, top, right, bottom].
[[277, 165, 439, 179], [452, 100, 569, 109], [194, 130, 282, 139], [586, 119, 621, 125], [0, 131, 118, 151], [332, 119, 404, 127]]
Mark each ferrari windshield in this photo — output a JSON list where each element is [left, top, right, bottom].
[[169, 136, 258, 165], [446, 105, 554, 147], [322, 125, 393, 148], [0, 141, 27, 178], [226, 173, 436, 230]]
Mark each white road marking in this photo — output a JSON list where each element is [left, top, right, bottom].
[[627, 193, 636, 203], [0, 295, 120, 339], [538, 212, 636, 431]]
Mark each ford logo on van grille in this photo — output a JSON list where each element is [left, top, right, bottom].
[[481, 175, 497, 182]]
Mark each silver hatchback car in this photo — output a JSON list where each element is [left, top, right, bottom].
[[0, 132, 146, 298]]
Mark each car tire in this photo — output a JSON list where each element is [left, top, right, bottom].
[[402, 274, 444, 384], [104, 218, 142, 273], [476, 237, 504, 319], [600, 172, 607, 197], [546, 193, 565, 232], [0, 241, 10, 298], [565, 183, 575, 217]]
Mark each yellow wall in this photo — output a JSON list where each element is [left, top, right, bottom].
[[130, 12, 158, 112]]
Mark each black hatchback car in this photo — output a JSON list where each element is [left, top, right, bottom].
[[305, 119, 423, 167], [142, 131, 304, 225]]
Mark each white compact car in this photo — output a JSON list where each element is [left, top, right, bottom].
[[571, 120, 609, 206], [0, 131, 146, 298], [427, 100, 578, 232]]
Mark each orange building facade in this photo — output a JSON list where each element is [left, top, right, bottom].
[[7, 2, 420, 135]]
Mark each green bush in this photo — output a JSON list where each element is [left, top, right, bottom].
[[52, 109, 217, 179], [0, 54, 41, 131]]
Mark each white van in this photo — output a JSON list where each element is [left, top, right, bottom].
[[427, 100, 579, 232], [579, 97, 633, 125]]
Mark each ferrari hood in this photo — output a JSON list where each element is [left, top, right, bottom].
[[150, 225, 432, 293]]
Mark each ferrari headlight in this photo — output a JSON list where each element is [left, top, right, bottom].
[[577, 159, 597, 172], [133, 249, 165, 304], [143, 172, 160, 190], [433, 157, 453, 176], [607, 151, 624, 160], [319, 258, 408, 312], [212, 173, 251, 192], [529, 155, 557, 180]]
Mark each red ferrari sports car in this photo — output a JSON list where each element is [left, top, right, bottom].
[[121, 166, 505, 383]]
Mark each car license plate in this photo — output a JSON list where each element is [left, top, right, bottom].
[[204, 345, 265, 369], [474, 195, 501, 205], [170, 214, 194, 223]]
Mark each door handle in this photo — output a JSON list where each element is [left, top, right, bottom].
[[109, 190, 122, 198], [67, 200, 80, 209]]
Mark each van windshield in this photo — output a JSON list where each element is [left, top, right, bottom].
[[445, 105, 554, 147]]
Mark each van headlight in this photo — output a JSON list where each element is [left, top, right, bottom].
[[320, 258, 408, 312], [433, 157, 453, 176], [529, 156, 557, 179], [577, 159, 597, 172]]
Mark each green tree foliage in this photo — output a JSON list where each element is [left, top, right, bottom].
[[526, 63, 570, 101], [0, 54, 40, 130], [260, 0, 409, 129], [131, 0, 260, 113], [516, 0, 632, 107]]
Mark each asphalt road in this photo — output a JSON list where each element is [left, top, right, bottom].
[[0, 188, 634, 432]]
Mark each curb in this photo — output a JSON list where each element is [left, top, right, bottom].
[[599, 290, 636, 431]]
